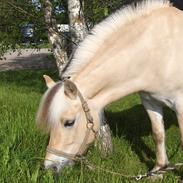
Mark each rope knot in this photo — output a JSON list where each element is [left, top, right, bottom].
[[82, 101, 90, 112]]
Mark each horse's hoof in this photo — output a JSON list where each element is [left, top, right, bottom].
[[151, 162, 172, 173]]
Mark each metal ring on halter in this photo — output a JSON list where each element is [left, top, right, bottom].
[[86, 122, 94, 129]]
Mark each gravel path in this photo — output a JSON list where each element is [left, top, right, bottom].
[[0, 49, 56, 72]]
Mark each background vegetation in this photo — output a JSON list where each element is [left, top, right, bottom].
[[1, 0, 183, 58], [0, 69, 183, 182]]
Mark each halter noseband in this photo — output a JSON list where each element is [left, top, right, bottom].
[[46, 80, 98, 161]]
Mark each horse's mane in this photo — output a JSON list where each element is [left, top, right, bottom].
[[36, 82, 63, 132], [62, 0, 170, 77]]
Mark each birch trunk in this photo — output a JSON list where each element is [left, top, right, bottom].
[[43, 0, 68, 75], [68, 0, 87, 50]]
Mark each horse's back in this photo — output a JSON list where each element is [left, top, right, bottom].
[[147, 7, 183, 75], [140, 7, 183, 104]]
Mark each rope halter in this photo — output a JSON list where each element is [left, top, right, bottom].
[[46, 79, 98, 161]]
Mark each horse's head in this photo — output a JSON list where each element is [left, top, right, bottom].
[[36, 75, 100, 172]]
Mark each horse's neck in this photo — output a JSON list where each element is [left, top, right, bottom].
[[72, 19, 152, 108], [73, 54, 146, 108]]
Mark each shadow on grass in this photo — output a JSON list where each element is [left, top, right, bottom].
[[106, 104, 178, 170]]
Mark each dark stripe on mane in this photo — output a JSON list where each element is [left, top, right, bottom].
[[37, 82, 62, 131]]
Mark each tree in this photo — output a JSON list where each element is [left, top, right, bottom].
[[42, 0, 88, 74], [68, 0, 87, 49], [43, 0, 69, 75]]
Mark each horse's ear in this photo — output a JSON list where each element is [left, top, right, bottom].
[[64, 80, 77, 99], [43, 75, 55, 88]]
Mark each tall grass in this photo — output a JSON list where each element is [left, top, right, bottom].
[[0, 70, 182, 183]]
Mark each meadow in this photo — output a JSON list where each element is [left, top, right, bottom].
[[0, 69, 182, 183]]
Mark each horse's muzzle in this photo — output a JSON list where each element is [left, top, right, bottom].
[[44, 158, 74, 172]]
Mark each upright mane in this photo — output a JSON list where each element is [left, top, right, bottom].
[[62, 0, 171, 77]]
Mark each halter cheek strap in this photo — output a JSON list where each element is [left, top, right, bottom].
[[46, 80, 98, 161]]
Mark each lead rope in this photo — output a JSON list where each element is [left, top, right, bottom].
[[81, 159, 183, 181]]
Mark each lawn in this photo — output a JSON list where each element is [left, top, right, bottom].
[[0, 70, 182, 183]]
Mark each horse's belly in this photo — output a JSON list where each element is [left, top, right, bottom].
[[151, 94, 175, 109], [140, 92, 176, 110]]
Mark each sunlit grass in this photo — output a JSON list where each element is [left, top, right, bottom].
[[0, 70, 182, 182]]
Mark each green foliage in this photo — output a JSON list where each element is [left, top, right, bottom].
[[0, 69, 182, 182], [0, 0, 142, 58], [0, 0, 46, 57], [0, 0, 71, 58], [84, 0, 141, 26], [52, 0, 68, 24]]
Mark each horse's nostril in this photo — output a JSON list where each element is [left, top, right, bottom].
[[51, 165, 59, 172]]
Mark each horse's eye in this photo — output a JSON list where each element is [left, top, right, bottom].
[[64, 120, 75, 127]]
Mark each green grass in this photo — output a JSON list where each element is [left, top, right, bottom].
[[0, 70, 182, 183]]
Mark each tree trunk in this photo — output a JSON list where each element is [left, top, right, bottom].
[[43, 0, 68, 75], [68, 0, 88, 50]]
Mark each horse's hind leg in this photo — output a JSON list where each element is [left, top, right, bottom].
[[140, 93, 169, 172], [175, 103, 183, 149]]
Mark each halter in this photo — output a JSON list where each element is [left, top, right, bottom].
[[46, 80, 98, 161]]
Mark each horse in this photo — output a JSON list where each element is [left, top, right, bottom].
[[37, 0, 183, 173]]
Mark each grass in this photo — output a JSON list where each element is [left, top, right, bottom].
[[0, 69, 182, 183]]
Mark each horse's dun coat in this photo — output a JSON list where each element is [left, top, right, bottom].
[[37, 0, 183, 173]]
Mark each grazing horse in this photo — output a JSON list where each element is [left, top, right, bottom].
[[37, 0, 183, 173]]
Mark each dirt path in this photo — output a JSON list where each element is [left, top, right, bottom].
[[0, 49, 56, 72]]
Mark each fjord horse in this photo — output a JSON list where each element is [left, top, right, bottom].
[[37, 0, 183, 173]]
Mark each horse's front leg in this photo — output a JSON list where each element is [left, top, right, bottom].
[[140, 94, 169, 172]]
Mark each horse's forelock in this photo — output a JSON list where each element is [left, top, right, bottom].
[[36, 82, 63, 132]]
